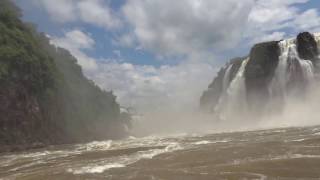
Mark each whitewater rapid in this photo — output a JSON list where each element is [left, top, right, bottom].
[[2, 126, 320, 179]]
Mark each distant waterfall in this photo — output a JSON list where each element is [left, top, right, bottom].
[[213, 33, 319, 120], [315, 33, 320, 48], [215, 58, 249, 120], [269, 39, 294, 98], [222, 64, 233, 92], [269, 38, 315, 103], [314, 33, 320, 62], [298, 60, 314, 81]]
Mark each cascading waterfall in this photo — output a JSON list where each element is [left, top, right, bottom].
[[315, 33, 320, 62], [298, 60, 314, 81], [213, 64, 232, 114], [213, 33, 319, 120], [215, 58, 249, 120], [269, 39, 294, 98], [315, 33, 320, 47], [222, 64, 233, 92], [270, 38, 315, 100]]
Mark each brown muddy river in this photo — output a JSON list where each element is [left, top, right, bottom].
[[2, 126, 320, 180]]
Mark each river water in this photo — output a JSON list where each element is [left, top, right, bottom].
[[1, 126, 320, 179]]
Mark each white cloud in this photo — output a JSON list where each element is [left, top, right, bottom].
[[30, 0, 121, 30], [77, 0, 122, 29], [122, 0, 254, 57], [87, 60, 216, 112], [49, 29, 217, 112], [121, 0, 320, 58], [55, 30, 95, 49], [51, 30, 97, 71], [29, 0, 320, 57], [251, 31, 286, 43], [32, 0, 76, 23], [246, 0, 320, 44], [294, 9, 320, 31]]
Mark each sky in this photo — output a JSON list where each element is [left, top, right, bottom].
[[14, 0, 320, 112]]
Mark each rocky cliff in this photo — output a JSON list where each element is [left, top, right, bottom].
[[0, 0, 129, 152], [200, 32, 320, 119]]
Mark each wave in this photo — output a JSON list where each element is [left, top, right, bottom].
[[193, 140, 230, 145], [67, 142, 182, 174]]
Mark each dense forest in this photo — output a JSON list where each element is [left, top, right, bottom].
[[0, 0, 130, 152]]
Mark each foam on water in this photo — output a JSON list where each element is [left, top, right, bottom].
[[193, 140, 230, 145], [68, 163, 125, 174], [3, 126, 320, 179], [67, 142, 182, 174], [231, 153, 320, 166], [221, 172, 268, 180], [289, 138, 306, 142], [193, 140, 212, 145], [312, 132, 320, 136], [76, 140, 113, 151]]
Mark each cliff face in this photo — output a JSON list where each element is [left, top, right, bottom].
[[200, 32, 320, 118], [245, 41, 280, 113], [0, 0, 129, 152], [297, 32, 319, 61]]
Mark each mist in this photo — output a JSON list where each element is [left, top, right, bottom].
[[128, 80, 320, 137]]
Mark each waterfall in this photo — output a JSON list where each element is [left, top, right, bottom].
[[315, 32, 320, 47], [269, 38, 315, 102], [222, 64, 233, 92], [315, 33, 320, 60], [269, 39, 294, 98], [215, 58, 249, 120], [298, 60, 314, 81], [213, 33, 319, 120]]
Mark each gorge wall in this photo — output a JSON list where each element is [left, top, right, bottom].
[[200, 32, 320, 120], [0, 0, 130, 152]]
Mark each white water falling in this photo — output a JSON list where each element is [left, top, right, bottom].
[[315, 33, 320, 59], [222, 64, 233, 92], [215, 58, 249, 120], [269, 38, 315, 102], [215, 33, 319, 119], [298, 60, 314, 81], [315, 32, 320, 47], [269, 39, 294, 98]]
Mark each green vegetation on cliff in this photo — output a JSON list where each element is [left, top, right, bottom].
[[0, 0, 128, 149]]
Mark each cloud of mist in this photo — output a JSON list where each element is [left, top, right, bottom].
[[130, 76, 320, 137]]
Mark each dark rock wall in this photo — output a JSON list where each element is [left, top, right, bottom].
[[297, 32, 319, 61], [244, 41, 280, 113]]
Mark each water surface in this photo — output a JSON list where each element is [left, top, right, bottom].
[[2, 126, 320, 179]]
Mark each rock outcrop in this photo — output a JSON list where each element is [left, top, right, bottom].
[[297, 32, 319, 61], [200, 32, 319, 117], [245, 41, 280, 112]]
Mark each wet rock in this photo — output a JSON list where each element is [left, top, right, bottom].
[[297, 32, 319, 61], [244, 41, 280, 113]]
